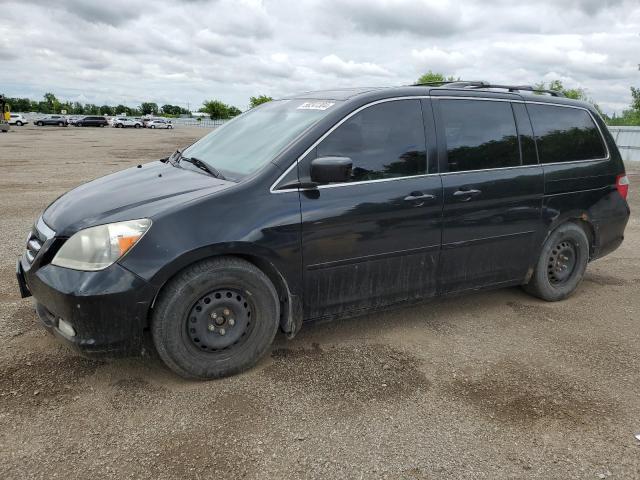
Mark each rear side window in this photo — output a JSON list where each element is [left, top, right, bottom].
[[439, 99, 520, 172], [527, 104, 606, 163], [316, 99, 426, 182]]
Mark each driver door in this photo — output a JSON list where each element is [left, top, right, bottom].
[[297, 99, 443, 320]]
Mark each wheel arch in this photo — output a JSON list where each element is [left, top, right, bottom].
[[526, 211, 597, 284], [147, 245, 302, 337], [545, 208, 596, 251]]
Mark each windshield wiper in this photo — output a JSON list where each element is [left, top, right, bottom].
[[180, 155, 226, 180]]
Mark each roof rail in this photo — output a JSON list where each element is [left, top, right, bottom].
[[412, 80, 565, 97], [412, 80, 487, 88], [467, 83, 565, 97]]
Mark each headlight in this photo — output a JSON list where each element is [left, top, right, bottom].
[[51, 219, 151, 271]]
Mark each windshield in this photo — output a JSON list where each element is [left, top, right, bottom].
[[182, 99, 340, 179]]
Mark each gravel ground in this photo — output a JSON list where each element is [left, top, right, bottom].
[[0, 125, 639, 479]]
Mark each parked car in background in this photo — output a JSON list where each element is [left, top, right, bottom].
[[111, 117, 142, 128], [8, 114, 28, 126], [142, 117, 160, 128], [67, 116, 80, 126], [75, 116, 108, 127], [146, 119, 173, 129], [35, 115, 68, 127]]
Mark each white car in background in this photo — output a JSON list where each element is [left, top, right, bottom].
[[146, 119, 173, 129], [8, 114, 28, 126], [111, 117, 143, 128]]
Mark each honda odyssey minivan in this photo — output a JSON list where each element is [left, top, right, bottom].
[[17, 81, 630, 379]]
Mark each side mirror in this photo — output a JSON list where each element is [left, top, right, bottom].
[[310, 156, 352, 184]]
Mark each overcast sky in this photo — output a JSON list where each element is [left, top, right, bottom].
[[1, 0, 638, 113]]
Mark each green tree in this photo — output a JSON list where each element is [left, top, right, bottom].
[[631, 87, 640, 112], [416, 71, 456, 85], [227, 106, 242, 117], [43, 92, 61, 113], [70, 102, 84, 114], [249, 95, 272, 108], [606, 86, 640, 126], [115, 104, 129, 115], [200, 100, 230, 119], [535, 80, 588, 100], [140, 102, 158, 115], [84, 104, 99, 115], [99, 105, 114, 116], [5, 97, 31, 112]]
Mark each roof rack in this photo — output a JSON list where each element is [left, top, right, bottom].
[[412, 80, 565, 97]]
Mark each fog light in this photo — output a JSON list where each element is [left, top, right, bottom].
[[57, 318, 76, 337]]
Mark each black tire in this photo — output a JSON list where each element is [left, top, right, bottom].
[[152, 257, 280, 379], [16, 121, 23, 126], [134, 124, 140, 128], [150, 125, 155, 129], [523, 222, 589, 301], [37, 121, 43, 126], [58, 122, 63, 126], [167, 125, 173, 129], [77, 122, 83, 127]]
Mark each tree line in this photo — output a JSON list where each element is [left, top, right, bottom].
[[7, 76, 639, 126], [417, 71, 640, 126], [1, 93, 275, 120]]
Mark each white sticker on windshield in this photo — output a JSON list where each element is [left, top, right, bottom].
[[297, 101, 335, 110]]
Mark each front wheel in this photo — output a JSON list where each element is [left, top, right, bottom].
[[16, 121, 23, 126], [37, 121, 43, 126], [167, 125, 173, 129], [150, 125, 155, 129], [152, 257, 280, 379], [523, 222, 589, 301]]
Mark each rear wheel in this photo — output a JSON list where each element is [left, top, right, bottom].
[[167, 125, 173, 129], [150, 125, 155, 129], [58, 121, 63, 126], [37, 121, 43, 126], [16, 121, 23, 126], [523, 222, 589, 301], [134, 123, 140, 128], [152, 257, 280, 379]]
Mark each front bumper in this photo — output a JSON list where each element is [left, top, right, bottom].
[[18, 257, 156, 357]]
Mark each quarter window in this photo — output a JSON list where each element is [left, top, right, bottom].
[[440, 99, 520, 172], [527, 104, 606, 163], [315, 99, 427, 182]]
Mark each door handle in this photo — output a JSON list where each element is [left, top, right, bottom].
[[404, 193, 436, 202], [453, 189, 482, 201]]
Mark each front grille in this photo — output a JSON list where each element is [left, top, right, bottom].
[[24, 217, 55, 266]]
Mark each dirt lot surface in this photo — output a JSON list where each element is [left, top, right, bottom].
[[0, 125, 639, 479]]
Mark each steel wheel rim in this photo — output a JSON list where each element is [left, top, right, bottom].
[[547, 240, 578, 285], [186, 289, 254, 352]]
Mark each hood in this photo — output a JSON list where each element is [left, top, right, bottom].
[[43, 161, 233, 235]]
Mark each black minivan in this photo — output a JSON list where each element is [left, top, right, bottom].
[[75, 116, 109, 127], [17, 82, 630, 379]]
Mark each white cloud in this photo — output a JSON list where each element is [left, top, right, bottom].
[[319, 54, 392, 77], [0, 0, 638, 114]]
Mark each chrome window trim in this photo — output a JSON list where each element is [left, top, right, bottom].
[[269, 95, 610, 193], [270, 96, 430, 193]]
